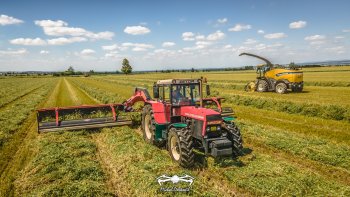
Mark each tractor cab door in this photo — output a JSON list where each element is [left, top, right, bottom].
[[158, 85, 172, 122]]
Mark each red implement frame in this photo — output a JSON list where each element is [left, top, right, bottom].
[[37, 103, 131, 133]]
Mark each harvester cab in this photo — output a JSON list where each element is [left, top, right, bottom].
[[37, 78, 243, 168], [240, 52, 304, 94]]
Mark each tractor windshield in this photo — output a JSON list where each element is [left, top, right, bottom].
[[171, 84, 200, 106]]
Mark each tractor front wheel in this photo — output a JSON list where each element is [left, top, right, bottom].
[[167, 127, 194, 168], [225, 122, 243, 157], [142, 105, 164, 147]]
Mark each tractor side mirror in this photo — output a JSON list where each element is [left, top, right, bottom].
[[206, 84, 210, 96], [153, 86, 159, 98]]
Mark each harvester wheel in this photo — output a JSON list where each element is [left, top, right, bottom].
[[257, 80, 268, 92], [142, 105, 164, 147], [244, 81, 256, 92], [275, 82, 287, 94], [225, 122, 243, 156], [295, 86, 303, 92], [167, 127, 194, 168]]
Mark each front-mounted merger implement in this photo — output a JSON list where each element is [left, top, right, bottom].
[[37, 104, 132, 133]]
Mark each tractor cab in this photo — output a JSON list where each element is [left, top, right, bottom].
[[153, 79, 202, 106]]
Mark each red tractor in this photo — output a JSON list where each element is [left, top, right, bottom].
[[37, 78, 243, 167]]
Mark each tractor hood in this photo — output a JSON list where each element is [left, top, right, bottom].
[[180, 106, 221, 121]]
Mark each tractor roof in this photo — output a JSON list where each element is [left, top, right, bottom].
[[156, 79, 201, 85]]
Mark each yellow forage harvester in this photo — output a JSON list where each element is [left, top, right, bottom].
[[240, 52, 303, 94]]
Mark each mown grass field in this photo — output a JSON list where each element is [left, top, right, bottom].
[[0, 66, 350, 196]]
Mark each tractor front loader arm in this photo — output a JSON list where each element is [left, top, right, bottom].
[[123, 87, 151, 111]]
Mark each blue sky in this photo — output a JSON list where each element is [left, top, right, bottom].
[[0, 0, 349, 71]]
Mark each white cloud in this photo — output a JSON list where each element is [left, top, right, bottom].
[[10, 38, 47, 46], [162, 42, 176, 47], [47, 37, 87, 45], [325, 46, 345, 54], [206, 30, 225, 41], [264, 33, 287, 39], [104, 52, 119, 58], [289, 21, 307, 29], [122, 42, 154, 51], [35, 20, 114, 40], [102, 44, 118, 51], [196, 41, 212, 46], [217, 18, 228, 24], [257, 30, 265, 34], [124, 26, 151, 35], [335, 36, 344, 39], [0, 48, 27, 55], [81, 49, 95, 55], [40, 50, 49, 54], [310, 41, 326, 45], [228, 24, 251, 32], [0, 14, 23, 25], [304, 34, 326, 41], [132, 47, 148, 52], [182, 32, 195, 41], [342, 29, 350, 33], [195, 35, 205, 40], [244, 38, 257, 44]]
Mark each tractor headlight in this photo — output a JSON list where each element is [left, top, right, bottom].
[[217, 125, 221, 131], [206, 127, 210, 132]]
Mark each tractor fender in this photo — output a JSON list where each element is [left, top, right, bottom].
[[145, 102, 167, 124]]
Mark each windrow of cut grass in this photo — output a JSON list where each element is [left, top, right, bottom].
[[236, 119, 350, 170], [0, 78, 59, 196], [231, 105, 350, 145], [0, 78, 48, 108], [0, 78, 57, 152], [69, 77, 131, 103], [14, 78, 112, 196], [15, 131, 113, 197], [221, 153, 350, 196], [224, 94, 350, 122]]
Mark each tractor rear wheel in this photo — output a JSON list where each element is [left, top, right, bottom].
[[167, 127, 194, 168], [142, 105, 164, 147], [257, 80, 268, 92], [225, 122, 243, 156], [275, 82, 287, 94]]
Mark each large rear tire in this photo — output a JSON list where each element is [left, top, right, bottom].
[[142, 105, 164, 147], [257, 80, 268, 92], [224, 122, 243, 156], [275, 83, 287, 94], [167, 127, 194, 168]]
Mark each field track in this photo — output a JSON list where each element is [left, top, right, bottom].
[[1, 67, 350, 196]]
